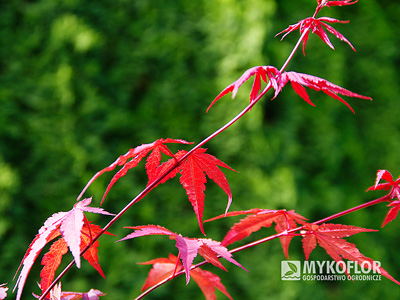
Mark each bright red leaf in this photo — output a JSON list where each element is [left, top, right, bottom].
[[77, 138, 192, 204], [367, 169, 400, 199], [156, 148, 236, 235], [40, 223, 112, 296], [301, 223, 400, 284], [279, 71, 371, 113], [191, 268, 233, 300], [206, 66, 281, 112], [13, 198, 114, 300], [207, 209, 307, 258], [40, 238, 68, 294], [276, 17, 355, 55], [139, 254, 233, 300], [207, 65, 371, 114], [117, 225, 246, 284], [367, 170, 400, 227], [138, 254, 183, 292], [318, 0, 358, 7]]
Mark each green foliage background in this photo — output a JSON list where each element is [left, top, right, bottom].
[[1, 0, 400, 299]]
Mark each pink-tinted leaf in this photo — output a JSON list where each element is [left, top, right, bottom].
[[117, 225, 176, 242], [14, 199, 113, 300], [119, 226, 245, 284], [14, 212, 67, 300], [175, 236, 203, 284], [198, 245, 227, 271], [200, 239, 246, 272], [60, 197, 114, 269], [175, 236, 246, 284], [0, 284, 8, 300], [38, 283, 106, 300]]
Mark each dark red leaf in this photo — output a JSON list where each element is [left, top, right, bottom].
[[301, 223, 400, 284], [157, 148, 236, 235], [208, 209, 306, 258]]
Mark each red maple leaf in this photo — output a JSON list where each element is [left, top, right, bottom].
[[367, 170, 400, 199], [207, 66, 371, 114], [77, 138, 192, 204], [276, 17, 355, 55], [206, 66, 281, 112], [39, 223, 111, 295], [367, 170, 400, 227], [117, 225, 246, 284], [34, 283, 105, 300], [318, 0, 358, 8], [279, 71, 371, 113], [156, 148, 236, 235], [301, 223, 400, 284], [139, 254, 233, 300], [206, 209, 307, 258], [13, 198, 114, 300]]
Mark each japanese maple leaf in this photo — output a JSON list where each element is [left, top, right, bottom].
[[207, 66, 370, 114], [279, 71, 371, 113], [318, 0, 358, 7], [276, 17, 355, 55], [77, 138, 192, 204], [40, 223, 112, 294], [301, 223, 400, 284], [117, 225, 247, 284], [206, 209, 307, 258], [34, 283, 105, 300], [206, 66, 281, 112], [156, 148, 236, 235], [13, 198, 114, 300], [367, 170, 400, 227], [0, 284, 7, 300], [139, 254, 233, 300]]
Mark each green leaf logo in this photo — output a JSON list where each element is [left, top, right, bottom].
[[287, 262, 298, 273], [284, 270, 294, 276]]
